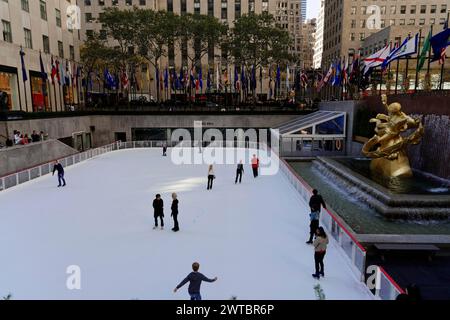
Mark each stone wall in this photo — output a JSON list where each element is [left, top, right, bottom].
[[0, 140, 78, 176]]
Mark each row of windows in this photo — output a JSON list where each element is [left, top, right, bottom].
[[1, 20, 74, 59], [84, 0, 147, 5], [350, 4, 448, 15], [350, 17, 448, 29]]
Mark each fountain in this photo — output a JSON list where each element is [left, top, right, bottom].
[[309, 96, 450, 220]]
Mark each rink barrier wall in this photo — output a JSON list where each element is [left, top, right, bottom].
[[0, 142, 120, 192], [266, 143, 405, 300], [0, 139, 405, 299]]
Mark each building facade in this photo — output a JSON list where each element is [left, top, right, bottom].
[[0, 0, 81, 112], [313, 0, 324, 69], [79, 0, 310, 99], [299, 18, 316, 69], [321, 0, 449, 68]]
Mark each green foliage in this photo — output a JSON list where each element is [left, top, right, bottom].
[[230, 12, 292, 68]]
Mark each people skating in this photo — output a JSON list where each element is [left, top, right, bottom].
[[235, 160, 244, 184], [312, 227, 329, 279], [52, 160, 66, 187], [251, 154, 259, 178], [171, 193, 179, 232], [162, 143, 168, 156], [306, 189, 327, 244], [207, 165, 215, 190], [174, 262, 217, 300], [153, 194, 164, 230]]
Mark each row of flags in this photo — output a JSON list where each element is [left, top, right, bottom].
[[316, 19, 449, 92], [20, 47, 82, 89]]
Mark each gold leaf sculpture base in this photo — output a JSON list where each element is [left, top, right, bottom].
[[370, 151, 413, 178], [362, 94, 424, 179]]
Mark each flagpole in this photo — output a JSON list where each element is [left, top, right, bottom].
[[414, 29, 423, 93], [439, 12, 449, 91], [394, 58, 400, 95], [426, 25, 433, 77], [20, 47, 29, 112]]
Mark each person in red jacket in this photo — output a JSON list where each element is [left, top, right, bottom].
[[251, 154, 259, 178]]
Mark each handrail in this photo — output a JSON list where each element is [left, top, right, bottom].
[[379, 266, 406, 295]]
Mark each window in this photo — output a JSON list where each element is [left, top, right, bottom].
[[167, 0, 173, 12], [441, 5, 447, 13], [70, 46, 75, 60], [2, 20, 12, 43], [58, 41, 64, 58], [221, 0, 227, 19], [399, 19, 405, 26], [400, 6, 406, 14], [194, 0, 200, 14], [85, 13, 93, 23], [139, 0, 146, 5], [40, 1, 47, 21], [24, 28, 32, 49], [249, 0, 255, 13], [420, 5, 426, 14], [235, 0, 241, 18], [98, 0, 105, 5], [408, 19, 415, 26], [86, 30, 94, 39], [350, 20, 356, 28], [56, 9, 61, 27], [85, 0, 91, 5], [390, 6, 396, 14], [125, 0, 133, 5], [21, 0, 29, 12], [208, 0, 214, 16], [181, 0, 187, 14], [431, 5, 436, 14], [419, 19, 425, 26], [410, 5, 416, 14], [43, 35, 50, 53]]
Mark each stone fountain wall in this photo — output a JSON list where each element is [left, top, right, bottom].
[[408, 114, 450, 180], [357, 93, 450, 181]]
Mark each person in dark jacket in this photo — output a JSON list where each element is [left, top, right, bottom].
[[171, 193, 179, 232], [162, 143, 168, 156], [174, 262, 217, 300], [31, 130, 40, 143], [52, 160, 66, 187], [306, 189, 327, 244], [235, 160, 244, 184], [153, 194, 164, 230]]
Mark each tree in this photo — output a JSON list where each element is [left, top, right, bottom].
[[134, 9, 180, 101], [230, 12, 292, 99], [178, 13, 228, 68], [80, 33, 115, 104]]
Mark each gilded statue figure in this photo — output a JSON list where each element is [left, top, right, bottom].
[[362, 94, 424, 178]]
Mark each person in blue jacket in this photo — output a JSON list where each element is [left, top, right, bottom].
[[52, 160, 66, 187], [174, 262, 217, 300]]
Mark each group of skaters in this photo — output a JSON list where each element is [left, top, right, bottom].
[[152, 193, 179, 232], [206, 154, 260, 190]]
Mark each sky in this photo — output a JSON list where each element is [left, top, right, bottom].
[[307, 0, 321, 19]]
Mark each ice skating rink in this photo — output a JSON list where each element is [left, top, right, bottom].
[[0, 148, 373, 300]]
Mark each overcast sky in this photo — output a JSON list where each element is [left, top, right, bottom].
[[307, 0, 321, 19]]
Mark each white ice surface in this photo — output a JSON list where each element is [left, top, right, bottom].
[[0, 148, 373, 300]]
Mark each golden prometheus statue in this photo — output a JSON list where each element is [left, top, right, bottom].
[[362, 94, 424, 178]]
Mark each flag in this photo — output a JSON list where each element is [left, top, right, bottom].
[[430, 23, 450, 64], [207, 69, 211, 90], [301, 70, 308, 88], [66, 60, 72, 86], [363, 45, 390, 74], [417, 31, 432, 71], [286, 66, 290, 90], [104, 68, 114, 89], [198, 67, 203, 91], [60, 60, 66, 86], [234, 66, 239, 92], [342, 56, 349, 83], [216, 64, 220, 91], [332, 61, 341, 86], [39, 52, 47, 81], [241, 66, 246, 90], [20, 48, 27, 82], [121, 70, 129, 89], [164, 67, 169, 89], [276, 65, 281, 90], [382, 34, 419, 69], [179, 67, 184, 89]]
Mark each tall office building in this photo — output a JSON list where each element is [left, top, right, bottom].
[[321, 0, 449, 68], [313, 0, 324, 69], [80, 0, 311, 97], [300, 19, 316, 69], [0, 0, 81, 112], [300, 0, 306, 22]]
